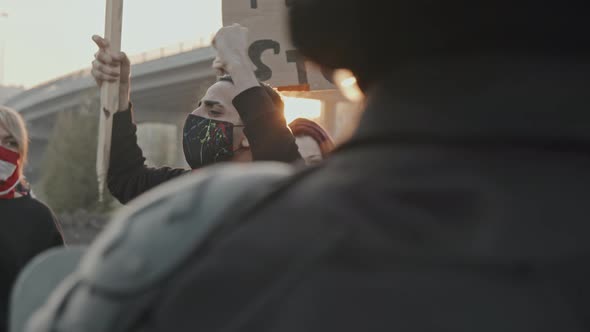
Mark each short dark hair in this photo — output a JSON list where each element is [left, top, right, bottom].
[[288, 0, 589, 88], [217, 75, 285, 115]]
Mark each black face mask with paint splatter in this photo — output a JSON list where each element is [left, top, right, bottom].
[[182, 114, 236, 169]]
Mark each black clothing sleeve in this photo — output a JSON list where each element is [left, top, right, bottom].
[[107, 105, 188, 204], [233, 87, 302, 163], [109, 90, 301, 205]]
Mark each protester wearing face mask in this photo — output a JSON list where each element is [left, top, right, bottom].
[[91, 36, 301, 204], [0, 106, 64, 332]]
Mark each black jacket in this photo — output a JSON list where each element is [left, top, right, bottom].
[[27, 58, 590, 332], [0, 196, 63, 332], [108, 86, 301, 204]]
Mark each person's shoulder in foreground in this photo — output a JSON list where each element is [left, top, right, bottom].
[[14, 161, 297, 332]]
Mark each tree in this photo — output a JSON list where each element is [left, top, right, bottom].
[[38, 92, 116, 214]]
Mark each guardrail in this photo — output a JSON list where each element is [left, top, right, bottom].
[[28, 36, 213, 91]]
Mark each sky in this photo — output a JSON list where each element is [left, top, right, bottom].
[[0, 0, 222, 87]]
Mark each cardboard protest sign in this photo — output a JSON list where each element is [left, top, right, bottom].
[[222, 0, 334, 90]]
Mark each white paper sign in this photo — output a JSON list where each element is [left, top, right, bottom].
[[222, 0, 334, 90]]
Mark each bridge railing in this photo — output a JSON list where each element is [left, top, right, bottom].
[[127, 37, 212, 64], [27, 36, 213, 91]]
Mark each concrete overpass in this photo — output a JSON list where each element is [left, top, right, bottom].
[[6, 45, 218, 124]]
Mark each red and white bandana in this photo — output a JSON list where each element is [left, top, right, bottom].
[[0, 146, 22, 199]]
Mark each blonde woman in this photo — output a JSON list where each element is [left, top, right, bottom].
[[0, 106, 63, 332]]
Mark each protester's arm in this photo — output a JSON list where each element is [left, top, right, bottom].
[[233, 88, 301, 162], [108, 104, 188, 204], [212, 24, 259, 93], [91, 35, 188, 204], [214, 24, 301, 163]]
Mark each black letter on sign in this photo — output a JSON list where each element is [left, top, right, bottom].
[[286, 50, 308, 85], [249, 40, 280, 81], [250, 0, 257, 8]]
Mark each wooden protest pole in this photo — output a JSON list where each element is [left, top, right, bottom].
[[97, 0, 123, 201]]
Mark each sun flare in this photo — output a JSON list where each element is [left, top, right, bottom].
[[282, 96, 322, 124]]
